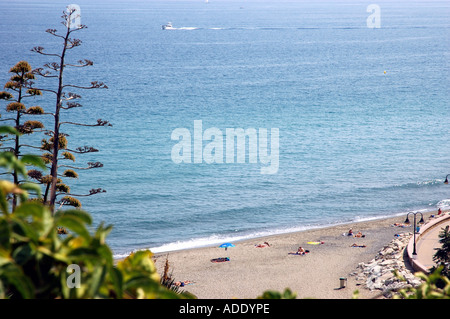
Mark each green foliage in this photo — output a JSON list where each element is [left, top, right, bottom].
[[392, 267, 450, 299], [0, 197, 190, 298], [0, 154, 194, 299], [0, 185, 193, 299], [0, 151, 45, 177], [257, 288, 297, 299], [431, 225, 450, 279], [0, 126, 20, 136], [0, 152, 45, 203]]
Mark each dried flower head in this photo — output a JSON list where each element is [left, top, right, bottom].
[[6, 102, 25, 112], [60, 196, 81, 208], [26, 106, 44, 114]]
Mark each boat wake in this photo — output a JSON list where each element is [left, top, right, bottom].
[[161, 25, 436, 31]]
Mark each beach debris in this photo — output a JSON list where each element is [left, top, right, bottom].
[[350, 232, 424, 297]]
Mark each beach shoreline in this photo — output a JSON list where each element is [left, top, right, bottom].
[[148, 210, 443, 299], [121, 209, 439, 258]]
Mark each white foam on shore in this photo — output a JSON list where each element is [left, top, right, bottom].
[[113, 205, 444, 259], [437, 199, 450, 210]]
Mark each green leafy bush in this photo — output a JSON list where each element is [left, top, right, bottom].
[[431, 225, 450, 280], [257, 288, 297, 299], [393, 267, 450, 299], [0, 150, 193, 299]]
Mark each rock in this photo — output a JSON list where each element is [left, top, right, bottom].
[[404, 273, 415, 282], [380, 259, 394, 266], [356, 274, 366, 281], [350, 232, 424, 296], [379, 272, 393, 283]]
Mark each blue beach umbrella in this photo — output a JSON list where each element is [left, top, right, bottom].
[[219, 243, 235, 251]]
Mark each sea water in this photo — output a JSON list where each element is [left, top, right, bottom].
[[0, 0, 449, 258]]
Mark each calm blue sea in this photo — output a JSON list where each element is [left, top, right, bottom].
[[0, 0, 449, 258]]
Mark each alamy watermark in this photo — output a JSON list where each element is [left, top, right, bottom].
[[64, 3, 379, 175], [367, 4, 381, 28], [66, 264, 81, 288], [171, 120, 279, 174], [66, 4, 81, 29]]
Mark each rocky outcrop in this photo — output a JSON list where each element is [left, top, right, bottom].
[[350, 232, 423, 297]]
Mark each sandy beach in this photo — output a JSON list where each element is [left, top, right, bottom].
[[151, 212, 439, 299]]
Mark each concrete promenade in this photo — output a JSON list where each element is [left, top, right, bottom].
[[407, 211, 450, 274]]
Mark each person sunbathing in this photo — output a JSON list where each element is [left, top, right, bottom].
[[354, 231, 365, 238], [288, 246, 308, 255], [174, 280, 194, 287], [350, 243, 366, 248], [255, 241, 270, 248], [391, 223, 408, 227]]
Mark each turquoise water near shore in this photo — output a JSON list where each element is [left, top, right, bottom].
[[0, 0, 449, 258]]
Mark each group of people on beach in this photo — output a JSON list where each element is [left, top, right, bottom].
[[431, 208, 445, 218], [253, 226, 368, 256], [289, 241, 325, 255], [286, 227, 369, 256], [346, 228, 367, 248], [255, 241, 311, 255], [346, 228, 365, 237], [211, 225, 371, 263]]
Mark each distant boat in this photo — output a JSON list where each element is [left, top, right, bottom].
[[162, 22, 175, 30]]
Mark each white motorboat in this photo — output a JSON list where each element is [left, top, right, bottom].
[[162, 22, 175, 30]]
